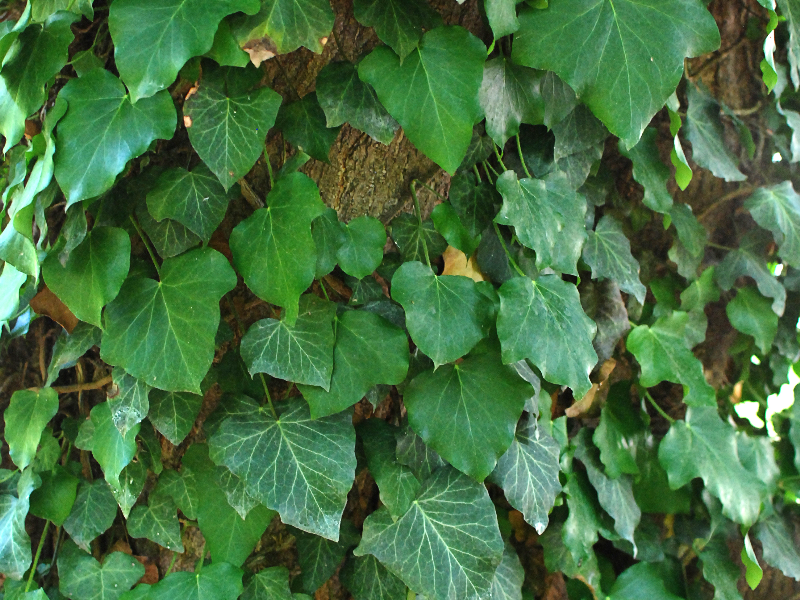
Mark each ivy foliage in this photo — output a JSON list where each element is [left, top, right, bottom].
[[1, 0, 800, 599]]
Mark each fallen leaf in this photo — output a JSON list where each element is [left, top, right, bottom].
[[30, 286, 78, 333], [243, 36, 277, 68], [565, 358, 616, 418], [441, 246, 485, 282]]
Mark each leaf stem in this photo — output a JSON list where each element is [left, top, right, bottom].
[[707, 241, 735, 252], [493, 144, 508, 172], [195, 540, 207, 576], [412, 179, 448, 204], [259, 373, 277, 419], [482, 159, 499, 180], [493, 222, 526, 278], [319, 278, 330, 301], [26, 520, 50, 593], [410, 181, 432, 268], [516, 134, 532, 179], [264, 148, 275, 189], [129, 215, 161, 278], [643, 390, 676, 424], [165, 550, 178, 576]]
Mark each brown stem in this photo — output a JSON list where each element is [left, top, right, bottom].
[[51, 375, 113, 394]]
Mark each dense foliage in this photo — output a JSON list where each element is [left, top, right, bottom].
[[0, 0, 800, 599]]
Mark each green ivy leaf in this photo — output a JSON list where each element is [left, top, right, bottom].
[[0, 12, 74, 151], [112, 460, 146, 518], [184, 65, 281, 190], [4, 387, 58, 470], [388, 214, 447, 263], [618, 128, 673, 213], [29, 465, 79, 526], [685, 85, 746, 182], [241, 295, 336, 390], [359, 26, 486, 174], [562, 470, 608, 567], [316, 62, 399, 145], [229, 0, 333, 54], [479, 57, 544, 147], [395, 427, 446, 482], [148, 390, 203, 445], [355, 466, 503, 600], [726, 287, 778, 353], [109, 0, 258, 102], [30, 0, 93, 22], [745, 182, 800, 268], [146, 165, 236, 242], [755, 514, 800, 580], [337, 216, 386, 280], [680, 266, 720, 312], [216, 467, 258, 519], [0, 468, 36, 579], [46, 323, 101, 386], [353, 0, 439, 61], [405, 353, 529, 481], [431, 203, 480, 257], [340, 554, 407, 600], [242, 566, 292, 600], [658, 407, 767, 526], [108, 368, 150, 437], [158, 469, 199, 520], [312, 208, 346, 278], [485, 0, 519, 39], [392, 261, 494, 367], [230, 173, 325, 323], [512, 0, 720, 148], [136, 202, 201, 259], [294, 522, 358, 593], [127, 489, 183, 552], [490, 542, 525, 600], [299, 309, 409, 418], [698, 535, 744, 600], [606, 562, 683, 600], [582, 215, 646, 304], [497, 275, 597, 399], [489, 413, 561, 534], [102, 248, 236, 393], [144, 562, 243, 600], [209, 397, 356, 540], [63, 479, 118, 552], [82, 402, 140, 489], [593, 385, 645, 479], [448, 173, 499, 239], [54, 69, 176, 207], [275, 93, 341, 163], [58, 541, 144, 600], [495, 171, 587, 275], [627, 312, 717, 407]]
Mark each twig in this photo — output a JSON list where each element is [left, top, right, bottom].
[[238, 178, 264, 209], [50, 375, 112, 394], [698, 185, 754, 222]]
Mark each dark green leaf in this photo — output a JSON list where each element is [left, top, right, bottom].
[[389, 213, 447, 263], [550, 104, 606, 189], [340, 554, 407, 600], [726, 287, 778, 353], [102, 248, 236, 393], [82, 402, 140, 489], [184, 65, 281, 190], [29, 465, 79, 526], [716, 231, 785, 315], [216, 467, 258, 519], [316, 62, 398, 145], [593, 385, 644, 479], [352, 0, 439, 61], [680, 266, 720, 312], [337, 216, 387, 279], [495, 171, 587, 275], [580, 279, 630, 365], [45, 323, 101, 386], [275, 93, 340, 163], [0, 469, 36, 579], [148, 390, 203, 445], [112, 460, 146, 518], [241, 295, 336, 389], [229, 0, 333, 54], [479, 57, 544, 147], [391, 261, 494, 367], [745, 182, 800, 268], [209, 398, 356, 540], [562, 470, 608, 567], [136, 202, 201, 259], [355, 466, 503, 600], [431, 203, 480, 257], [512, 0, 720, 147], [395, 427, 446, 482], [540, 71, 577, 130], [63, 479, 118, 551], [54, 69, 176, 206], [4, 387, 58, 470], [754, 514, 800, 580], [127, 489, 183, 552], [158, 469, 199, 520], [485, 0, 519, 39], [699, 535, 745, 600], [497, 275, 597, 399], [582, 215, 645, 304], [359, 27, 486, 174], [242, 566, 292, 600], [619, 128, 673, 213], [58, 540, 144, 600], [448, 173, 498, 239], [294, 522, 358, 593], [489, 413, 561, 534], [606, 562, 683, 600], [312, 208, 346, 278], [144, 562, 243, 600], [490, 542, 524, 600], [108, 368, 150, 437]]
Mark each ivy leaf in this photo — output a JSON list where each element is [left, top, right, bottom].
[[680, 266, 720, 312], [4, 388, 58, 470], [312, 209, 346, 278], [388, 214, 447, 263], [337, 217, 387, 280], [83, 402, 140, 489], [354, 466, 504, 600], [184, 64, 281, 190], [112, 461, 146, 518], [0, 468, 36, 579], [136, 202, 201, 259], [357, 419, 420, 519], [658, 407, 767, 526], [583, 216, 646, 304], [143, 562, 243, 600], [479, 57, 544, 147], [395, 427, 446, 483], [340, 554, 407, 600], [391, 261, 494, 367], [562, 470, 607, 566], [606, 562, 683, 600], [127, 490, 183, 552], [593, 385, 645, 479], [29, 465, 79, 526], [405, 352, 530, 481], [0, 12, 74, 151], [627, 312, 717, 407], [216, 467, 259, 519], [316, 62, 399, 145], [242, 566, 292, 600], [46, 323, 101, 387], [63, 479, 118, 552], [489, 413, 562, 534], [54, 69, 176, 207], [512, 0, 720, 148], [109, 0, 258, 102], [726, 287, 778, 353], [486, 0, 519, 39], [208, 397, 356, 540], [102, 248, 236, 393], [497, 275, 597, 399], [352, 0, 440, 61], [299, 310, 409, 419], [698, 535, 745, 600], [108, 368, 150, 437], [495, 171, 587, 275], [230, 172, 325, 323], [685, 85, 746, 182], [449, 174, 499, 239], [275, 93, 341, 163], [619, 128, 673, 213], [745, 182, 800, 268], [294, 522, 359, 593], [717, 231, 786, 316], [229, 0, 333, 54], [580, 280, 630, 366], [490, 542, 525, 600], [58, 541, 144, 600], [146, 165, 236, 242], [431, 203, 480, 257], [158, 469, 199, 520], [754, 514, 800, 580], [359, 27, 486, 174], [148, 390, 203, 445], [241, 295, 336, 390]]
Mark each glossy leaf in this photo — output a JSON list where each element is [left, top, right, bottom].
[[82, 402, 140, 489], [726, 287, 778, 353], [275, 93, 340, 163], [583, 215, 646, 304], [619, 128, 673, 213], [352, 0, 439, 61], [127, 490, 183, 552], [389, 214, 447, 263], [148, 390, 203, 445], [63, 479, 119, 551], [593, 386, 644, 479], [745, 181, 800, 268], [312, 208, 346, 278], [216, 467, 258, 519], [699, 535, 745, 600], [108, 368, 150, 437], [46, 325, 101, 388], [144, 562, 243, 600], [58, 541, 144, 600], [29, 465, 79, 526], [337, 216, 387, 280], [229, 0, 333, 54], [479, 57, 544, 147], [340, 554, 407, 600], [755, 514, 800, 580], [242, 566, 293, 600], [449, 173, 499, 239], [294, 523, 358, 593], [490, 542, 524, 600], [4, 388, 58, 470], [606, 562, 683, 600], [0, 469, 36, 579], [431, 203, 480, 257]]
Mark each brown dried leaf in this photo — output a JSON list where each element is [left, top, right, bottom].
[[441, 246, 485, 282], [30, 287, 78, 333]]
